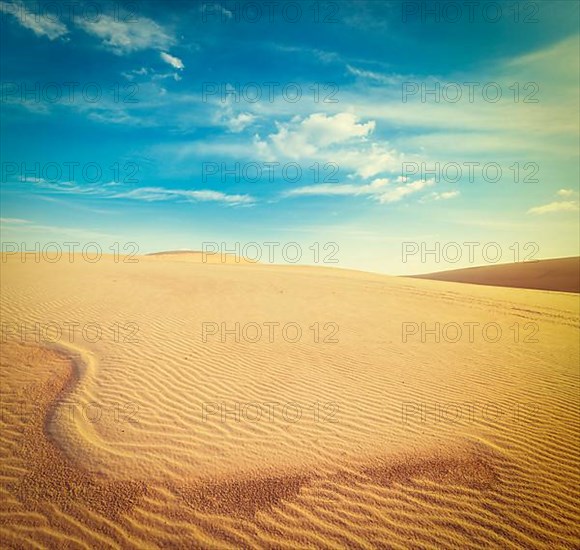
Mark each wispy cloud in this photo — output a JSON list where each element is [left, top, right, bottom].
[[556, 188, 578, 198], [0, 218, 116, 240], [0, 217, 30, 224], [0, 0, 68, 39], [346, 64, 402, 85], [528, 201, 579, 215], [111, 186, 254, 205], [16, 178, 253, 206], [284, 177, 435, 204], [77, 14, 174, 55], [528, 188, 579, 215]]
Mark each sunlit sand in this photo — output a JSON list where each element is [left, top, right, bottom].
[[1, 254, 578, 548]]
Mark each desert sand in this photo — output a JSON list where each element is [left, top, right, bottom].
[[1, 253, 579, 548], [410, 257, 580, 294]]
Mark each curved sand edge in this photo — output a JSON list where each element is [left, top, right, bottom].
[[2, 340, 519, 547]]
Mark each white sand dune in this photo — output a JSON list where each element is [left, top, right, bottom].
[[1, 254, 578, 548]]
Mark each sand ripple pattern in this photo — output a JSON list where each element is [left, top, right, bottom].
[[1, 256, 578, 548]]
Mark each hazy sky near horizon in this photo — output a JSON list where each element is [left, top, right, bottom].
[[1, 0, 578, 274]]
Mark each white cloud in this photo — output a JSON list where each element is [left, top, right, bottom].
[[0, 0, 68, 39], [378, 178, 435, 204], [77, 15, 174, 55], [211, 91, 257, 132], [225, 112, 256, 133], [527, 201, 579, 215], [274, 45, 339, 63], [15, 178, 253, 206], [112, 186, 253, 205], [346, 65, 402, 85], [284, 177, 435, 204], [338, 142, 400, 178], [122, 67, 150, 80], [425, 190, 460, 201], [255, 112, 376, 160], [284, 178, 389, 198], [0, 217, 30, 224], [556, 188, 577, 198], [160, 52, 184, 70], [268, 113, 375, 154], [252, 112, 398, 178]]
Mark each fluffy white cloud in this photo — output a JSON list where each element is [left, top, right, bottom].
[[0, 0, 68, 39], [253, 112, 399, 178], [160, 52, 184, 70], [77, 15, 174, 55], [264, 113, 375, 157]]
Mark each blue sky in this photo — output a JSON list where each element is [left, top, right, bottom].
[[1, 0, 578, 274]]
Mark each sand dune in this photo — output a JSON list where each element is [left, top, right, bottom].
[[1, 254, 579, 548], [145, 250, 256, 264], [409, 257, 580, 293]]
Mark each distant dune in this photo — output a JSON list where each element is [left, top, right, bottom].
[[146, 250, 256, 264], [408, 257, 580, 293]]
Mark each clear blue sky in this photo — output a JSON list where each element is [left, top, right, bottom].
[[1, 0, 578, 273]]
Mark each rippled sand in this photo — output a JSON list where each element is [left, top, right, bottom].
[[1, 254, 578, 548]]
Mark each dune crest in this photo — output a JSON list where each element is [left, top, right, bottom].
[[145, 250, 257, 264]]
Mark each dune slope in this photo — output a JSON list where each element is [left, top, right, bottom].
[[1, 254, 579, 548], [409, 257, 580, 293]]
